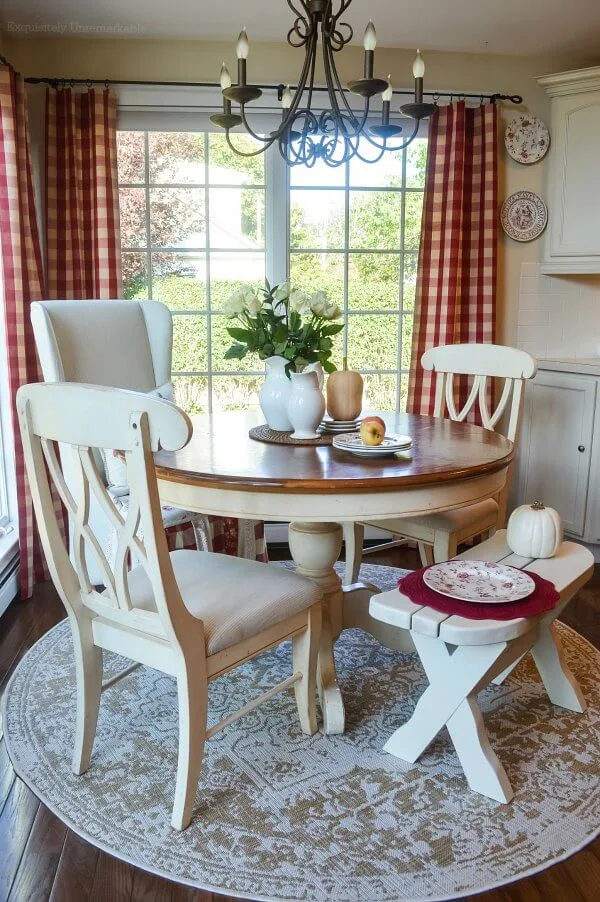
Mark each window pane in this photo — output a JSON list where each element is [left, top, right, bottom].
[[122, 253, 148, 299], [212, 376, 262, 410], [151, 254, 206, 311], [399, 372, 409, 411], [349, 191, 402, 249], [209, 188, 265, 248], [208, 133, 264, 185], [403, 253, 418, 312], [172, 315, 208, 372], [348, 254, 399, 311], [119, 187, 146, 248], [350, 146, 403, 187], [400, 314, 414, 370], [290, 155, 345, 187], [362, 373, 397, 411], [289, 253, 344, 310], [404, 192, 424, 250], [173, 375, 207, 415], [117, 131, 145, 183], [211, 315, 261, 373], [210, 253, 266, 311], [149, 188, 205, 249], [347, 314, 398, 370], [148, 132, 205, 184], [290, 190, 344, 249], [406, 138, 427, 188]]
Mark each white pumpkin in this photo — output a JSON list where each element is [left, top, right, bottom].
[[507, 501, 563, 559]]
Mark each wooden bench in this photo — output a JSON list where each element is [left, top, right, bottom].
[[369, 530, 593, 803]]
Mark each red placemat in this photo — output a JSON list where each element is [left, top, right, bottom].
[[398, 566, 560, 620]]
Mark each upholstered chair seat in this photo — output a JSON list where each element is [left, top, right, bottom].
[[121, 551, 321, 656]]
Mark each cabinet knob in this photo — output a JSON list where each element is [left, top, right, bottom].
[[578, 444, 585, 452]]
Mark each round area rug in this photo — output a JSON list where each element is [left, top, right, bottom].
[[3, 563, 600, 902]]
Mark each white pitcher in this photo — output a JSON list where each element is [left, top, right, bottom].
[[259, 355, 293, 431], [286, 370, 326, 440]]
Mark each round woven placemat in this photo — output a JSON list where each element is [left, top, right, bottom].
[[249, 423, 333, 446]]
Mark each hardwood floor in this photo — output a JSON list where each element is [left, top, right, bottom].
[[1, 544, 599, 902]]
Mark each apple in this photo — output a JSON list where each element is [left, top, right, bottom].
[[360, 415, 386, 446]]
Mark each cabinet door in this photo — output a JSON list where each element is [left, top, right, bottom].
[[517, 373, 596, 536], [543, 88, 600, 272]]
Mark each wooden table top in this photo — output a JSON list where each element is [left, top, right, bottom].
[[153, 410, 514, 495]]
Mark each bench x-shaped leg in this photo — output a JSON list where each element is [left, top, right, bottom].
[[492, 616, 586, 713], [384, 629, 538, 803]]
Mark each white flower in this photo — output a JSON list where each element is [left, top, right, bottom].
[[309, 290, 329, 317], [245, 293, 263, 315], [323, 302, 342, 320], [273, 283, 289, 302], [222, 289, 246, 317], [289, 289, 312, 315]]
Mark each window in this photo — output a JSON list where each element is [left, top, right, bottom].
[[117, 129, 425, 413], [289, 138, 426, 410]]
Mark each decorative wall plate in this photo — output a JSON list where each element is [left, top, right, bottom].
[[500, 191, 548, 242], [423, 560, 535, 603], [504, 115, 550, 164]]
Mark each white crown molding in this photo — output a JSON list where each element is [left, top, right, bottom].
[[538, 66, 600, 97]]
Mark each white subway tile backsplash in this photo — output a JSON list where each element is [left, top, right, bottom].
[[520, 276, 541, 294], [517, 264, 600, 359], [517, 308, 550, 326]]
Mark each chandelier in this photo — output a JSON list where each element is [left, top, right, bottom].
[[210, 0, 435, 167]]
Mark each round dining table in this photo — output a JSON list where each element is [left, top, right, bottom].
[[154, 409, 514, 735]]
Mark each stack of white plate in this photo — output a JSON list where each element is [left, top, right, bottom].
[[320, 417, 361, 435], [332, 432, 412, 458]]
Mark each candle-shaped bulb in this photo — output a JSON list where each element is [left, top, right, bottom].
[[382, 75, 393, 102], [281, 84, 293, 110], [219, 62, 232, 90], [413, 49, 425, 79], [363, 20, 377, 51], [236, 27, 249, 60]]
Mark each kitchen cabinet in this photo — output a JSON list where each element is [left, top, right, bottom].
[[538, 67, 600, 274], [516, 363, 598, 539]]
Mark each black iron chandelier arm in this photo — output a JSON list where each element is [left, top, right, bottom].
[[354, 117, 422, 162], [286, 0, 316, 47], [323, 35, 369, 135]]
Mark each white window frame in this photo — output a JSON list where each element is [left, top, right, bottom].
[[116, 85, 425, 414]]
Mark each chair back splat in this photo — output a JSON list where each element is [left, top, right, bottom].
[[17, 382, 194, 647], [422, 343, 537, 441]]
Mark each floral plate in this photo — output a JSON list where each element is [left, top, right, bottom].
[[423, 560, 535, 603], [332, 433, 412, 457], [504, 114, 550, 164]]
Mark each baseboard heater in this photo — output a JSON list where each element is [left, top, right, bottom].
[[0, 552, 19, 618]]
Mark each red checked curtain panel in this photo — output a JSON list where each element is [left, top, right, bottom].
[[0, 67, 58, 597], [44, 87, 266, 562], [407, 101, 498, 417], [45, 87, 122, 298]]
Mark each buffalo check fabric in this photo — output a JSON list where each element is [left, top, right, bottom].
[[0, 67, 66, 597], [407, 102, 498, 421], [45, 88, 122, 299]]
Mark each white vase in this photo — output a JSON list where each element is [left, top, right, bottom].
[[286, 370, 326, 440], [259, 355, 293, 431], [304, 361, 324, 390]]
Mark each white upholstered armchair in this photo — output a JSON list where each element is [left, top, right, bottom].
[[31, 300, 265, 583]]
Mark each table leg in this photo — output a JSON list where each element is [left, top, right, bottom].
[[288, 521, 345, 735]]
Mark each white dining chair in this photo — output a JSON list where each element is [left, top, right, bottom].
[[18, 382, 323, 831], [30, 299, 263, 582], [344, 343, 537, 582]]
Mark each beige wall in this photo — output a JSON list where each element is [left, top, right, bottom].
[[6, 35, 599, 344]]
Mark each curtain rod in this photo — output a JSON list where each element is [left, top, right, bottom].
[[0, 56, 522, 104]]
